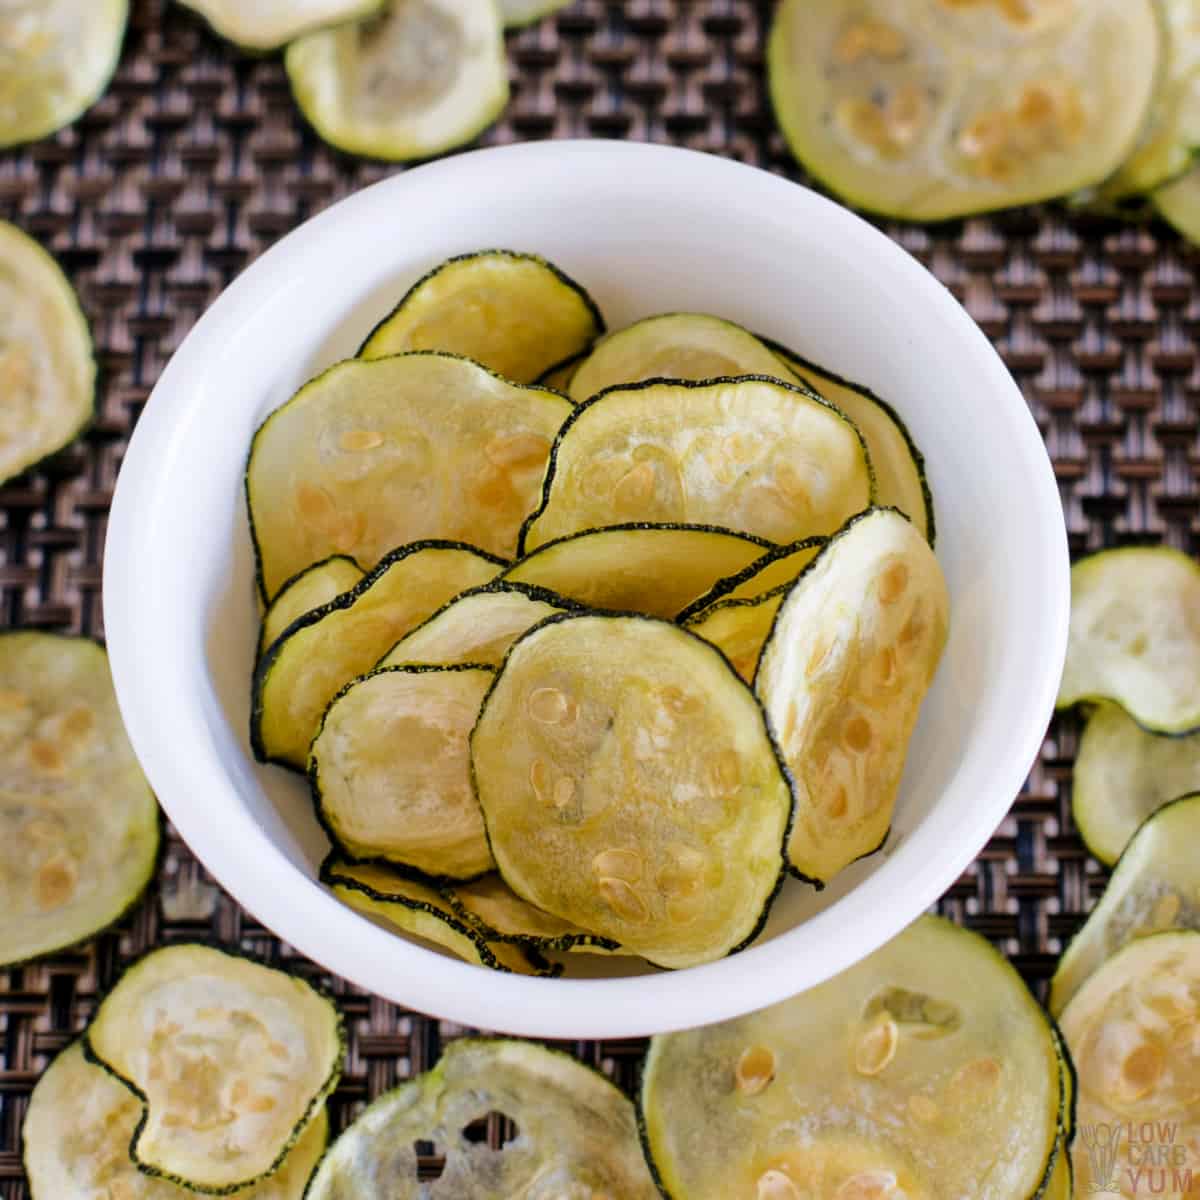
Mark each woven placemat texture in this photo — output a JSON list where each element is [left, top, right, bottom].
[[1, 1, 1198, 1192]]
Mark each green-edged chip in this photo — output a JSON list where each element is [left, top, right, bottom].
[[178, 0, 385, 52], [258, 554, 364, 660]]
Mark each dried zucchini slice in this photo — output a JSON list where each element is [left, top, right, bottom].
[[499, 0, 572, 29], [179, 0, 384, 51], [0, 633, 158, 967], [306, 1038, 660, 1198], [360, 251, 603, 384], [246, 352, 569, 601], [520, 377, 872, 555], [259, 554, 363, 659], [1059, 930, 1200, 1197], [0, 221, 95, 485], [676, 537, 826, 623], [566, 313, 797, 403], [311, 665, 495, 879], [642, 914, 1063, 1200], [1157, 161, 1200, 243], [757, 509, 950, 882], [1072, 702, 1200, 866], [285, 0, 508, 162], [84, 943, 343, 1194], [471, 613, 791, 969], [503, 523, 775, 619], [1050, 793, 1200, 1016], [767, 0, 1162, 221], [1058, 547, 1200, 735], [684, 592, 785, 682], [252, 540, 503, 770], [23, 1041, 328, 1200], [0, 1, 127, 149]]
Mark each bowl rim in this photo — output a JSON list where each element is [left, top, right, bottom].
[[103, 139, 1069, 1038]]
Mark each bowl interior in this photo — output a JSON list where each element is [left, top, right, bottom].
[[105, 141, 1067, 1035]]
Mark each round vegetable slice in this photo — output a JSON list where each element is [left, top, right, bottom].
[[1157, 160, 1200, 243], [83, 943, 344, 1194], [502, 522, 775, 619], [311, 665, 496, 880], [0, 220, 95, 485], [23, 1041, 328, 1199], [1059, 930, 1200, 1197], [566, 313, 798, 403], [1057, 547, 1200, 735], [1050, 792, 1200, 1017], [471, 612, 792, 969], [246, 352, 569, 602], [0, 0, 127, 149], [519, 376, 872, 555], [360, 250, 603, 384], [0, 633, 159, 967], [258, 554, 363, 660], [756, 509, 950, 883], [178, 0, 384, 51], [253, 540, 503, 770], [642, 914, 1063, 1200], [285, 0, 508, 162], [767, 0, 1162, 221], [1072, 702, 1200, 866], [684, 592, 785, 682], [499, 0, 572, 29], [306, 1038, 660, 1198]]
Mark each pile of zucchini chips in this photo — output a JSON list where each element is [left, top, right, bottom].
[[245, 248, 950, 972]]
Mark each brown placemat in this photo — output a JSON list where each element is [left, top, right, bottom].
[[1, 0, 1197, 1192]]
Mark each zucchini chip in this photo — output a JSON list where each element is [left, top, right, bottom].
[[471, 613, 792, 969], [567, 313, 797, 403], [0, 221, 95, 485], [23, 1042, 328, 1200], [321, 857, 551, 974], [246, 352, 569, 601], [306, 1038, 660, 1198], [520, 376, 872, 554], [767, 0, 1162, 220], [84, 944, 343, 1194], [1050, 792, 1200, 1016], [285, 0, 508, 162], [684, 592, 785, 682], [311, 665, 495, 880], [253, 540, 503, 770], [1157, 161, 1200, 244], [258, 554, 363, 660], [503, 522, 775, 619], [1072, 702, 1200, 866], [642, 915, 1063, 1200], [178, 0, 384, 51], [0, 1, 127, 149], [360, 251, 603, 384], [757, 509, 949, 883], [1058, 547, 1200, 735], [1059, 930, 1200, 1197], [499, 0, 572, 29], [0, 633, 158, 967]]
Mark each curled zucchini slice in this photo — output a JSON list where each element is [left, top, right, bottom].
[[520, 376, 872, 555], [179, 0, 384, 51], [684, 592, 785, 682], [321, 857, 550, 974], [0, 221, 95, 485], [1157, 161, 1200, 243], [757, 509, 950, 883], [253, 540, 503, 770], [23, 1042, 328, 1199], [306, 1038, 659, 1198], [0, 633, 158, 967], [499, 0, 572, 28], [503, 522, 775, 619], [0, 0, 127, 149], [246, 352, 569, 601], [642, 914, 1063, 1200], [767, 0, 1162, 221], [360, 251, 603, 384], [311, 665, 495, 880], [84, 944, 343, 1194], [471, 613, 791, 969], [1059, 930, 1200, 1197], [285, 0, 508, 162], [1058, 547, 1200, 735], [258, 554, 363, 659], [1050, 792, 1200, 1016], [1072, 702, 1200, 866], [566, 313, 797, 403]]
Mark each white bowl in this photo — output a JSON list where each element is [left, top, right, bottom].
[[104, 140, 1068, 1039]]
